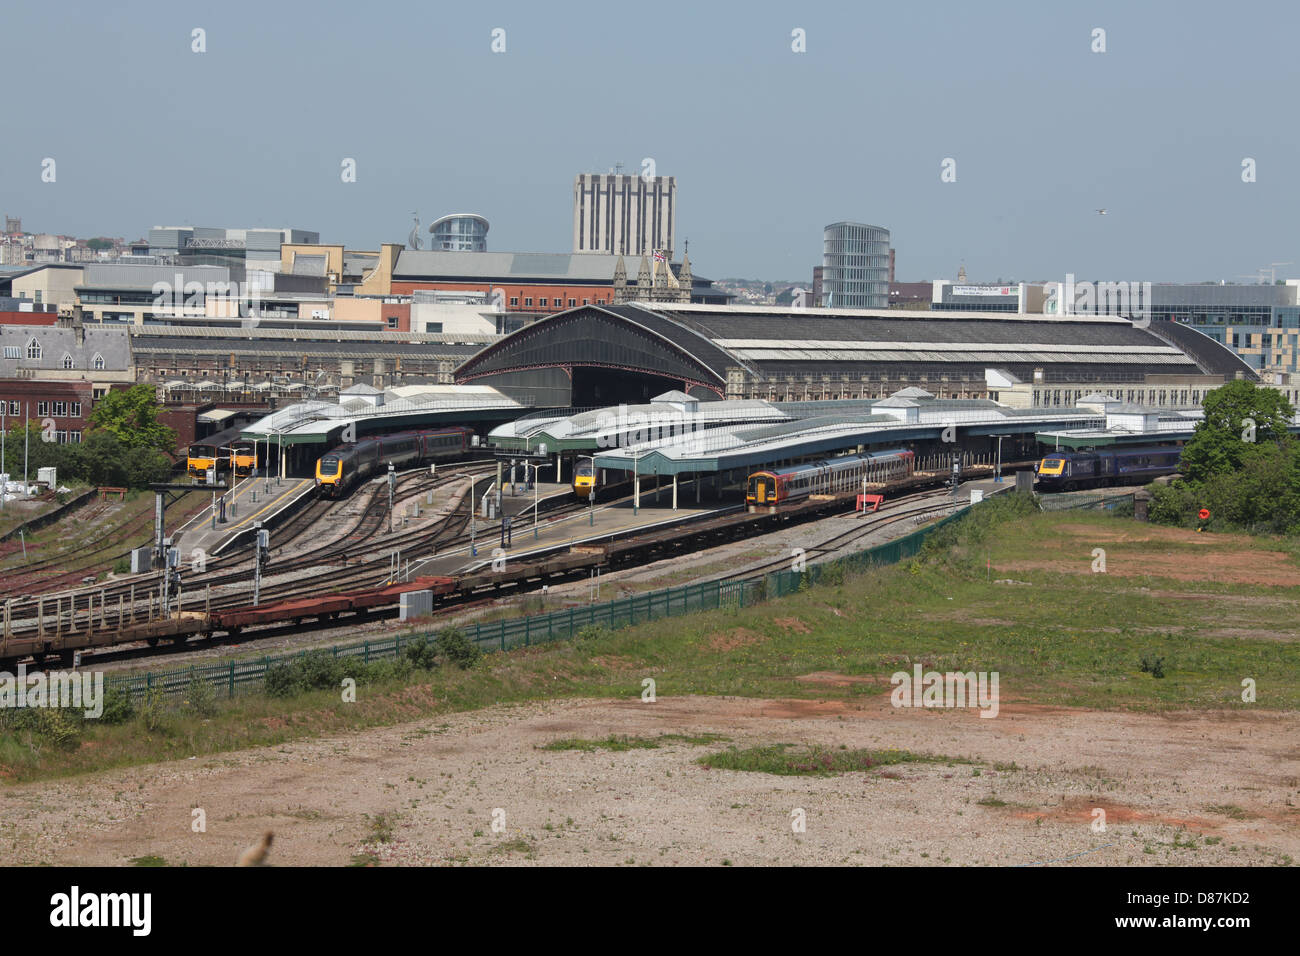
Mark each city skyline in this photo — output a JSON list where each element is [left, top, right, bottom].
[[2, 0, 1298, 284]]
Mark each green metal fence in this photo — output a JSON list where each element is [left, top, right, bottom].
[[104, 507, 969, 702], [1039, 491, 1136, 512]]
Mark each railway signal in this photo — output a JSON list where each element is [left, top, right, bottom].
[[388, 463, 396, 533], [162, 545, 181, 615], [253, 522, 270, 605]]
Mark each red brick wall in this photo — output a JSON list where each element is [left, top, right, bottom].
[[0, 379, 94, 439]]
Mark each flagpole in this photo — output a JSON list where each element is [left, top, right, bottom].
[[23, 401, 29, 497]]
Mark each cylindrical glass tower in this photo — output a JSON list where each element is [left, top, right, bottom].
[[430, 214, 489, 252], [822, 222, 890, 308]]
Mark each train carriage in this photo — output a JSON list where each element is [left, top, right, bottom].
[[747, 449, 915, 506], [1035, 445, 1182, 492], [315, 426, 474, 498]]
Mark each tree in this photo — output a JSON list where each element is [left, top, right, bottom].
[[1178, 379, 1293, 483], [86, 384, 176, 454]]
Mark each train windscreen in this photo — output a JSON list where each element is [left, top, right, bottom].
[[320, 456, 340, 475], [188, 444, 217, 459]]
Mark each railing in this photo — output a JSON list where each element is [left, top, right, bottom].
[[102, 508, 969, 702], [1038, 491, 1136, 512]]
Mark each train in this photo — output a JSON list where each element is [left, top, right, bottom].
[[573, 460, 597, 500], [1035, 445, 1182, 492], [186, 424, 259, 481], [747, 449, 916, 506], [315, 426, 475, 498]]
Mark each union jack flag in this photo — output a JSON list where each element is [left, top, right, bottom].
[[653, 250, 666, 263]]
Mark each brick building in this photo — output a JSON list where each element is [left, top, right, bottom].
[[0, 379, 94, 443]]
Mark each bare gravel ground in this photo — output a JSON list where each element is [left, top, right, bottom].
[[2, 690, 1295, 867]]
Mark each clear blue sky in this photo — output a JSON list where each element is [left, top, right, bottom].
[[3, 0, 1298, 284]]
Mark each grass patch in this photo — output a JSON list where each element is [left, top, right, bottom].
[[490, 836, 537, 859], [541, 733, 729, 752], [697, 744, 966, 776], [129, 855, 166, 867], [1205, 804, 1256, 820]]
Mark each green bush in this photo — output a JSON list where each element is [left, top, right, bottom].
[[1147, 481, 1198, 527], [435, 628, 481, 669], [264, 662, 298, 698], [180, 675, 217, 717], [0, 706, 84, 750], [139, 687, 171, 733], [400, 636, 438, 670], [97, 687, 135, 724]]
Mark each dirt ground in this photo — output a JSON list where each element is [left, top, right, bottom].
[[2, 689, 1295, 867], [996, 522, 1300, 587]]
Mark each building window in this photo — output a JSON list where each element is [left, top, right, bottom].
[[539, 298, 548, 307], [37, 401, 49, 416], [568, 298, 577, 307], [62, 353, 75, 369], [2, 346, 18, 359], [386, 315, 399, 329], [6, 400, 19, 416], [582, 299, 589, 306], [26, 338, 41, 360], [71, 401, 82, 417], [69, 431, 82, 443], [510, 297, 518, 307], [53, 401, 67, 416], [524, 298, 533, 307]]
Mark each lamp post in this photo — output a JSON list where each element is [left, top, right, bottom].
[[530, 460, 540, 539], [580, 454, 595, 526], [631, 450, 641, 516], [468, 473, 478, 557], [995, 435, 1004, 483]]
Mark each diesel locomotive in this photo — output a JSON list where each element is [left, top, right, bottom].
[[1035, 445, 1182, 492]]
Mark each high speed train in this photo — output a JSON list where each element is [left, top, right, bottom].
[[573, 460, 598, 501], [747, 449, 915, 506], [1035, 445, 1182, 492], [315, 426, 474, 498]]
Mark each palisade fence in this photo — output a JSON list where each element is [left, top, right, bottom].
[[1038, 491, 1137, 512], [102, 507, 972, 703]]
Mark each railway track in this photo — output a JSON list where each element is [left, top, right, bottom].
[[0, 466, 996, 668], [0, 465, 501, 633], [715, 489, 963, 581]]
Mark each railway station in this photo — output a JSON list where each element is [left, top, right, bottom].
[[453, 301, 1255, 407], [236, 383, 523, 478]]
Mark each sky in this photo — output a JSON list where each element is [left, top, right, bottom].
[[3, 0, 1299, 284]]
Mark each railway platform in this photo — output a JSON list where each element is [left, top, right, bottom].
[[400, 480, 735, 579], [173, 474, 316, 558]]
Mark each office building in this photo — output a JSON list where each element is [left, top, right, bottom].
[[573, 173, 676, 258], [821, 222, 890, 308]]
